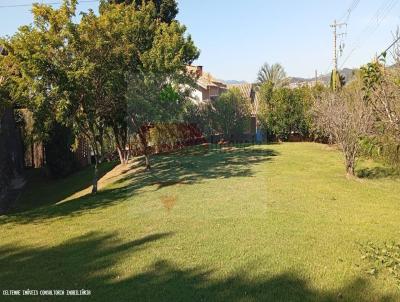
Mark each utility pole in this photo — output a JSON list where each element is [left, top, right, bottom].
[[315, 70, 318, 86], [330, 20, 347, 71], [330, 20, 346, 90]]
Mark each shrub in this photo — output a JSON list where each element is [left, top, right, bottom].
[[212, 88, 251, 138], [258, 84, 312, 141], [360, 136, 400, 169]]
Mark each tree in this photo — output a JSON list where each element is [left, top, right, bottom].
[[125, 16, 199, 170], [91, 1, 197, 168], [211, 88, 251, 138], [1, 0, 198, 189], [258, 84, 311, 141], [107, 0, 178, 23], [257, 63, 289, 88], [330, 69, 346, 91], [183, 101, 214, 137], [358, 60, 400, 168], [2, 1, 118, 193], [361, 61, 400, 139], [313, 82, 374, 177], [73, 2, 155, 166]]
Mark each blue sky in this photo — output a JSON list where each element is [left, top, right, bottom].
[[1, 0, 399, 82]]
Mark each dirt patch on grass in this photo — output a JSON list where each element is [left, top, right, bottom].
[[160, 195, 177, 212]]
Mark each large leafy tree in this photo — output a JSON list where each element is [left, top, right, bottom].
[[2, 1, 110, 192], [73, 2, 154, 165], [2, 0, 198, 190], [83, 1, 198, 168], [125, 16, 199, 169]]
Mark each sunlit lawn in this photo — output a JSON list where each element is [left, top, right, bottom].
[[1, 143, 399, 301]]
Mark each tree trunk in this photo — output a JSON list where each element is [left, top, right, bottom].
[[144, 152, 151, 170], [92, 155, 98, 194], [90, 139, 100, 194], [113, 126, 129, 165], [346, 161, 355, 177], [139, 130, 151, 170], [98, 126, 105, 163], [116, 146, 129, 165], [344, 150, 356, 177]]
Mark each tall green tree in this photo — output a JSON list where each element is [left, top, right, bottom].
[[2, 0, 198, 189], [1, 1, 128, 192], [85, 1, 197, 167], [125, 16, 199, 169]]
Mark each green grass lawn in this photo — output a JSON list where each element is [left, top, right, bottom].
[[1, 143, 399, 301]]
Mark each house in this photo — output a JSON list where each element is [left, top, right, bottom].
[[228, 83, 261, 139], [187, 65, 227, 103], [186, 67, 263, 142]]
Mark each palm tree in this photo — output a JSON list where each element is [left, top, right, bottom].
[[257, 63, 288, 88]]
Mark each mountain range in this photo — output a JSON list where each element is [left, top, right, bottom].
[[221, 68, 356, 86], [288, 68, 355, 85]]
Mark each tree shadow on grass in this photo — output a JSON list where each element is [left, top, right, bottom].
[[0, 147, 278, 225], [356, 166, 400, 179], [0, 231, 395, 302], [12, 162, 118, 213], [117, 147, 278, 191]]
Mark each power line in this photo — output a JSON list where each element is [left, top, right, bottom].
[[324, 0, 360, 75], [339, 0, 361, 23], [339, 0, 399, 68], [377, 34, 400, 59], [0, 0, 99, 8]]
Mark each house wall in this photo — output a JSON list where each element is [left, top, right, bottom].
[[201, 87, 210, 101], [191, 84, 227, 103], [191, 88, 204, 104], [208, 86, 220, 97]]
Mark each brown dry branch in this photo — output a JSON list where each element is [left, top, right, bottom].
[[313, 82, 374, 177]]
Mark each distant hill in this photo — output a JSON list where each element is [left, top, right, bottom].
[[289, 68, 356, 86], [220, 68, 359, 87], [220, 79, 248, 85]]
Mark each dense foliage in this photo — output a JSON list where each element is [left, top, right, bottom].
[[0, 0, 199, 191], [211, 88, 251, 138], [258, 83, 313, 141], [184, 88, 251, 140], [313, 61, 400, 176]]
